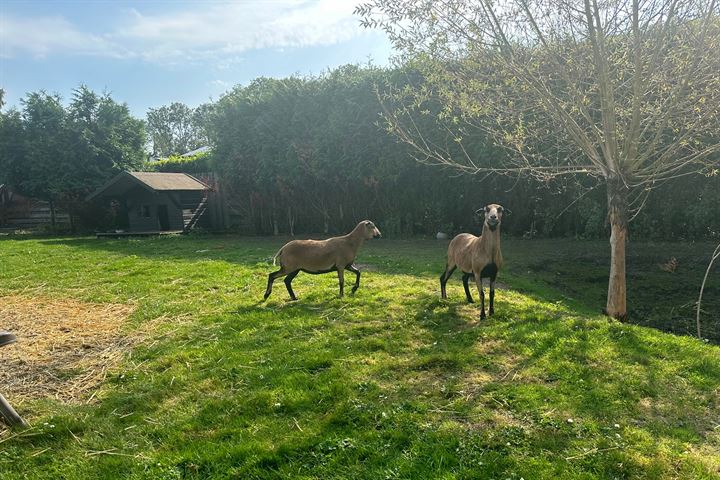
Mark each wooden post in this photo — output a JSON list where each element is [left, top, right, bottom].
[[0, 394, 27, 427], [0, 332, 27, 427], [49, 199, 56, 233]]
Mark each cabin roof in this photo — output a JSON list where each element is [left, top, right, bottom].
[[127, 172, 209, 191], [86, 172, 210, 201]]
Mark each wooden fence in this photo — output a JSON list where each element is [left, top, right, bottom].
[[0, 186, 71, 231]]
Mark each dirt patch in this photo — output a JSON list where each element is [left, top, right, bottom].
[[0, 295, 136, 404]]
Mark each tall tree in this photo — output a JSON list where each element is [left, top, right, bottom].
[[358, 0, 720, 318], [1, 87, 145, 219], [146, 102, 208, 157], [18, 91, 72, 203], [68, 85, 146, 182], [0, 109, 25, 187]]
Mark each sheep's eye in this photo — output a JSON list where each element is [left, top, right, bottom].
[[485, 206, 491, 213], [497, 206, 504, 213]]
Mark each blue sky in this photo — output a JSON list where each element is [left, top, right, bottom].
[[0, 0, 393, 117]]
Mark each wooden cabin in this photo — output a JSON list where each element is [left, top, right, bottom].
[[86, 172, 211, 236]]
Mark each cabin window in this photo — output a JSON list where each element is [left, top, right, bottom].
[[138, 205, 151, 218]]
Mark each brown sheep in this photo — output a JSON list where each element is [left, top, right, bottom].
[[264, 220, 382, 300], [439, 204, 504, 319]]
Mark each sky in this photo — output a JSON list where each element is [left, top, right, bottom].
[[0, 0, 393, 117]]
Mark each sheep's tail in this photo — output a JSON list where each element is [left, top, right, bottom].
[[272, 247, 283, 266]]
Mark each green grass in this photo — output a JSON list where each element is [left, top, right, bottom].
[[0, 235, 718, 479]]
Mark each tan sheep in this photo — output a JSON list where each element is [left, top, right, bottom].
[[264, 220, 382, 300], [440, 204, 504, 319]]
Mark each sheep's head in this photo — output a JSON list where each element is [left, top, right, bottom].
[[361, 220, 382, 239], [479, 204, 504, 231]]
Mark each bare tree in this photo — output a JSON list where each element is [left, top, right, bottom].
[[357, 0, 720, 319]]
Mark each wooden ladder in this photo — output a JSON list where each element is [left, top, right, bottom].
[[183, 194, 209, 233]]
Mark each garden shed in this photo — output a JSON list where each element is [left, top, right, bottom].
[[86, 172, 211, 236]]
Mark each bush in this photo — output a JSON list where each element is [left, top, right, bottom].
[[145, 152, 212, 174]]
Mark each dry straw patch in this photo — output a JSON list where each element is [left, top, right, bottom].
[[0, 295, 136, 404]]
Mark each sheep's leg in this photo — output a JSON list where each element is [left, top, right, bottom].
[[284, 270, 300, 301], [462, 273, 474, 303], [337, 267, 345, 297], [346, 264, 361, 294], [264, 268, 287, 300], [474, 272, 486, 319], [440, 265, 456, 299], [489, 278, 496, 316]]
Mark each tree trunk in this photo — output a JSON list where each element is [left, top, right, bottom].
[[69, 209, 76, 234], [49, 199, 56, 233], [287, 206, 295, 236], [271, 197, 279, 236], [605, 178, 629, 320]]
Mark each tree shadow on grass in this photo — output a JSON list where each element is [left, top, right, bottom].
[[5, 276, 719, 479], [32, 235, 720, 341], [33, 235, 287, 266], [5, 237, 720, 477], [396, 287, 720, 476]]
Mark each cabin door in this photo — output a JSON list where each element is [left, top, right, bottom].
[[157, 205, 170, 231]]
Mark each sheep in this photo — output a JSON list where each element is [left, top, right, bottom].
[[264, 220, 382, 300], [439, 204, 504, 319]]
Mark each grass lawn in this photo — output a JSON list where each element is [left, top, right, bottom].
[[0, 234, 718, 479]]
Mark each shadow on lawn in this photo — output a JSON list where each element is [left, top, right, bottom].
[[36, 235, 282, 266], [31, 235, 580, 298], [6, 264, 720, 478], [20, 235, 720, 348], [414, 290, 720, 412], [47, 234, 720, 343], [34, 235, 449, 280], [399, 293, 720, 476]]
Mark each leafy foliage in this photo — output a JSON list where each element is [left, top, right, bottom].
[[207, 64, 718, 239], [0, 86, 145, 206], [146, 102, 213, 158], [144, 152, 212, 174]]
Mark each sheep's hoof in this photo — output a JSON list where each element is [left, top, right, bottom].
[[489, 309, 494, 316], [480, 313, 486, 320], [263, 292, 270, 300]]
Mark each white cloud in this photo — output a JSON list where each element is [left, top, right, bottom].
[[208, 79, 231, 89], [1, 1, 370, 64], [0, 15, 128, 59]]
